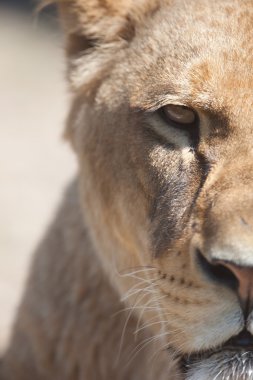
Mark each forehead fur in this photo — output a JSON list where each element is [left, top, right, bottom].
[[127, 0, 253, 114], [52, 0, 252, 106]]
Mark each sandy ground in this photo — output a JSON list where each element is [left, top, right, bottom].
[[0, 9, 76, 352]]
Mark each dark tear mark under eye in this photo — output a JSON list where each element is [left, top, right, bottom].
[[197, 152, 212, 179], [150, 153, 211, 258], [183, 151, 212, 221], [150, 158, 194, 257]]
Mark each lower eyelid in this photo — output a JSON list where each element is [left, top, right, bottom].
[[147, 114, 192, 148], [146, 111, 200, 149]]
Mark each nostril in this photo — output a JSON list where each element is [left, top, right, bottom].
[[196, 249, 239, 291]]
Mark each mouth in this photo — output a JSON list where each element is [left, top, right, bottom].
[[181, 330, 253, 380]]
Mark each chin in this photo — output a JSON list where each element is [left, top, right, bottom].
[[184, 350, 253, 380]]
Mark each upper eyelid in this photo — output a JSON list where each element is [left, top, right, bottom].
[[130, 94, 190, 113], [160, 106, 198, 125], [143, 102, 190, 113]]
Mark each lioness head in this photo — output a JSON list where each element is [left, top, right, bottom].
[[55, 0, 253, 378]]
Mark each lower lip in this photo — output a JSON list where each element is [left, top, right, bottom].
[[183, 347, 253, 366], [183, 350, 253, 380]]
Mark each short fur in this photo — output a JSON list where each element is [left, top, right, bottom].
[[1, 0, 253, 379]]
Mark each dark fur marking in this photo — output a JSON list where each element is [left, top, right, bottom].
[[150, 158, 197, 257], [119, 15, 136, 42], [67, 34, 98, 58]]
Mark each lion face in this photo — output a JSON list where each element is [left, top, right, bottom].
[[60, 0, 253, 378]]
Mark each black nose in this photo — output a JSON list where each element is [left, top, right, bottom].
[[226, 330, 253, 349], [196, 250, 253, 317]]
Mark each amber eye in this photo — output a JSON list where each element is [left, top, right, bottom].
[[161, 105, 197, 127]]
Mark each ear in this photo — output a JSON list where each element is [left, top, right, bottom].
[[40, 0, 160, 92], [58, 0, 128, 57], [57, 0, 144, 57]]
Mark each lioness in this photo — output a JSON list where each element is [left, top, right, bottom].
[[1, 0, 253, 379]]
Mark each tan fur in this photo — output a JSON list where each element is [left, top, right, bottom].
[[1, 0, 253, 379]]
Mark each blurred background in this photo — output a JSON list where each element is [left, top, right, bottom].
[[0, 0, 76, 352]]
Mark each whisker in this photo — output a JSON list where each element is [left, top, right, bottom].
[[118, 266, 157, 277], [121, 282, 157, 302], [136, 294, 167, 333], [135, 319, 170, 334], [117, 282, 157, 363], [126, 331, 172, 367]]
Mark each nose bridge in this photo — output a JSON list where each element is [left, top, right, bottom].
[[195, 154, 253, 316], [202, 155, 253, 266], [216, 144, 253, 193], [202, 135, 253, 202]]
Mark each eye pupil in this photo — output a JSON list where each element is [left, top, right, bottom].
[[163, 105, 196, 125]]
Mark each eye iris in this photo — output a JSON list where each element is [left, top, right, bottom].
[[163, 105, 195, 125]]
